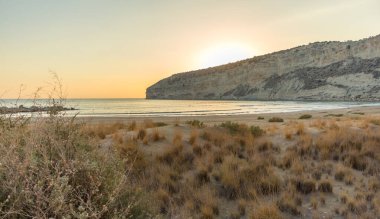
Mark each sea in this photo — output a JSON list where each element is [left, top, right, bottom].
[[1, 98, 379, 117]]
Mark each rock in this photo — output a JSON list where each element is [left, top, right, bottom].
[[146, 34, 380, 101]]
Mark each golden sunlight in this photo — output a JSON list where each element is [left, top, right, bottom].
[[196, 42, 255, 68]]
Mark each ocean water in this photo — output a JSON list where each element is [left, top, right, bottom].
[[1, 98, 379, 117]]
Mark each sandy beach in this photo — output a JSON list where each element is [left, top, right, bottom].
[[79, 105, 380, 125], [71, 104, 380, 218]]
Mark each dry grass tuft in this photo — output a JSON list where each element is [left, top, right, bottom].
[[299, 114, 312, 119], [189, 129, 199, 145], [294, 178, 316, 194], [318, 180, 333, 193], [268, 117, 284, 122], [137, 128, 147, 140], [251, 204, 283, 219]]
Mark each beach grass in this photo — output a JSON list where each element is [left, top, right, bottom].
[[1, 104, 380, 218]]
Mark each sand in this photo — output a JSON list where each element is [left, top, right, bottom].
[[79, 105, 380, 125]]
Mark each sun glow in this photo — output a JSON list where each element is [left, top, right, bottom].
[[197, 42, 255, 69]]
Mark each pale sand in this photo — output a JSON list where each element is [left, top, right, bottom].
[[78, 105, 380, 125]]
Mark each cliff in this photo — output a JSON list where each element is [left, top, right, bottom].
[[146, 34, 380, 101]]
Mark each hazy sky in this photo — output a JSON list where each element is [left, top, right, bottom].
[[1, 0, 379, 98]]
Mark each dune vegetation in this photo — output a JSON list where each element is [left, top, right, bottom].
[[82, 114, 379, 218], [1, 102, 380, 218]]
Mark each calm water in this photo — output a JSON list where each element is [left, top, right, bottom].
[[1, 98, 379, 117]]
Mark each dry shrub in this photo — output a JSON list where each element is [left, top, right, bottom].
[[200, 206, 214, 219], [311, 119, 326, 129], [195, 168, 210, 186], [347, 198, 367, 215], [334, 165, 352, 182], [201, 131, 212, 141], [172, 130, 183, 147], [294, 178, 316, 194], [219, 156, 281, 199], [151, 128, 165, 142], [256, 138, 275, 152], [114, 138, 147, 174], [157, 144, 183, 166], [299, 114, 312, 119], [296, 123, 305, 135], [277, 192, 301, 216], [284, 129, 293, 140], [137, 128, 147, 140], [281, 149, 297, 169], [0, 114, 148, 218], [189, 129, 199, 145], [193, 144, 203, 156], [186, 120, 204, 128], [318, 180, 333, 193], [220, 121, 248, 135], [268, 117, 284, 122], [128, 120, 137, 131], [251, 204, 283, 219], [290, 159, 304, 175], [112, 131, 124, 144], [83, 122, 126, 139]]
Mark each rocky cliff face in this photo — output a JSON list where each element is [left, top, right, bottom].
[[146, 34, 380, 101]]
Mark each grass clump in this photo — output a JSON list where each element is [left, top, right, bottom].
[[299, 114, 312, 119], [326, 114, 343, 117], [186, 120, 204, 128], [220, 121, 244, 134], [294, 178, 316, 194], [251, 204, 283, 219], [268, 117, 284, 122], [220, 121, 265, 137], [250, 125, 265, 137], [318, 180, 333, 193]]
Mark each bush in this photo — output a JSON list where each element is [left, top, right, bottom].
[[220, 121, 243, 134], [268, 117, 284, 122], [299, 114, 312, 119], [0, 109, 149, 218], [250, 125, 265, 137]]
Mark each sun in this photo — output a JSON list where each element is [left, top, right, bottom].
[[197, 42, 255, 69]]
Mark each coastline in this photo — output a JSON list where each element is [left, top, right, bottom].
[[78, 105, 380, 125]]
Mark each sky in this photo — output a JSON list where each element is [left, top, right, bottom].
[[1, 0, 380, 98]]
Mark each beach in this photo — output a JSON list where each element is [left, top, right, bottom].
[[74, 104, 380, 218], [80, 104, 380, 125]]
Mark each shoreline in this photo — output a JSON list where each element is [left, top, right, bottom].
[[78, 105, 380, 124]]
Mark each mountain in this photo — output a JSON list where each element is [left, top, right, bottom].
[[146, 34, 380, 101]]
